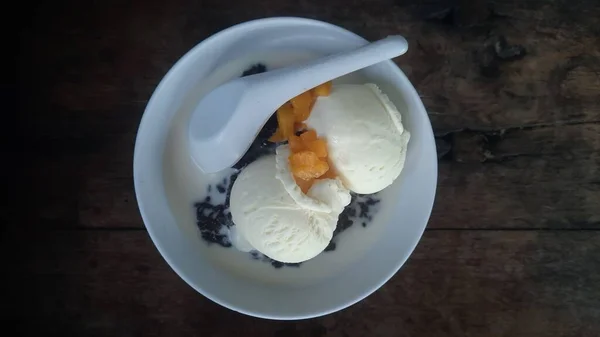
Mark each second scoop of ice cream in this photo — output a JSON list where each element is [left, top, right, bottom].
[[307, 84, 410, 194], [229, 155, 350, 263]]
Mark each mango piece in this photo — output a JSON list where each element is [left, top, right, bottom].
[[307, 139, 328, 158], [289, 151, 329, 180], [320, 170, 335, 180], [268, 128, 285, 143], [294, 122, 308, 132], [299, 129, 318, 143], [288, 135, 305, 153], [290, 91, 313, 110], [312, 81, 332, 97], [319, 167, 337, 179], [276, 103, 296, 139], [294, 176, 314, 194], [293, 104, 312, 122], [291, 91, 315, 122], [289, 150, 319, 167], [285, 127, 336, 192]]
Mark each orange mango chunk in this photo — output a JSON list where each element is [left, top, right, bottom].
[[320, 166, 337, 179], [306, 139, 328, 158], [289, 151, 329, 180], [299, 129, 318, 143], [286, 128, 336, 192], [268, 128, 285, 143], [290, 91, 313, 110], [293, 104, 312, 122], [270, 86, 322, 143], [294, 122, 308, 132], [276, 103, 296, 139], [294, 176, 314, 194], [312, 81, 332, 97], [288, 135, 305, 153]]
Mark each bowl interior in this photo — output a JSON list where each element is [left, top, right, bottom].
[[134, 18, 437, 319]]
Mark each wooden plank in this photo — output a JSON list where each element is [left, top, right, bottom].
[[393, 0, 600, 132], [8, 230, 600, 337], [13, 0, 600, 231], [19, 133, 140, 229], [16, 0, 600, 135], [432, 123, 600, 229]]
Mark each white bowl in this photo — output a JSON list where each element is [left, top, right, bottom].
[[134, 17, 437, 320]]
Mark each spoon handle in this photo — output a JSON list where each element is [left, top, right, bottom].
[[254, 35, 409, 98]]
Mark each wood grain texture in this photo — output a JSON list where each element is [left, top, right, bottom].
[[10, 0, 600, 335], [7, 230, 600, 337], [433, 123, 600, 229], [13, 0, 600, 230], [16, 0, 600, 132]]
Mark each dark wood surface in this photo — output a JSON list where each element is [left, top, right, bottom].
[[8, 0, 600, 336]]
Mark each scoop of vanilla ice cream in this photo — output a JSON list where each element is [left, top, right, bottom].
[[229, 154, 350, 263], [306, 84, 410, 194]]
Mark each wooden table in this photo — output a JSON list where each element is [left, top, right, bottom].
[[9, 0, 600, 336]]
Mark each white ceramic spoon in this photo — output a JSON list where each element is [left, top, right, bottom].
[[188, 35, 409, 173]]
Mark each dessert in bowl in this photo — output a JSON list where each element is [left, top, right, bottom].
[[134, 17, 437, 319]]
